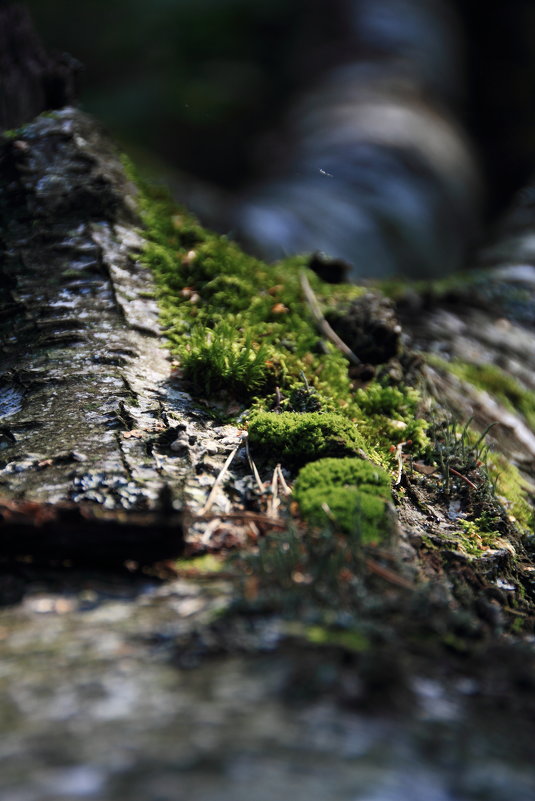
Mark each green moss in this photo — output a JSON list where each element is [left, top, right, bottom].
[[354, 383, 430, 452], [248, 412, 367, 465], [425, 357, 534, 533], [181, 321, 272, 398], [284, 622, 369, 652], [174, 554, 226, 574], [488, 451, 534, 534], [457, 517, 504, 557], [121, 158, 430, 467], [294, 457, 392, 542]]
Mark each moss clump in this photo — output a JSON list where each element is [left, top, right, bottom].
[[248, 412, 367, 465], [354, 383, 429, 452], [294, 457, 392, 542], [180, 321, 271, 398]]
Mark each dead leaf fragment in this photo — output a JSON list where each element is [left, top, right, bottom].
[[122, 429, 144, 439], [412, 462, 438, 476]]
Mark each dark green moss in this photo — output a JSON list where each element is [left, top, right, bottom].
[[248, 412, 367, 465]]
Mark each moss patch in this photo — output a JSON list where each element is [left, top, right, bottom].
[[248, 412, 367, 465], [124, 160, 429, 469], [354, 383, 429, 453], [294, 457, 392, 543], [488, 452, 534, 534]]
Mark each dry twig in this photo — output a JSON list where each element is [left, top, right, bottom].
[[300, 271, 361, 365]]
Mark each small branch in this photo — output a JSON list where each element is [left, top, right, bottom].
[[245, 435, 264, 495], [364, 558, 415, 590], [276, 464, 292, 496], [268, 466, 280, 518], [200, 443, 241, 515], [448, 466, 478, 491], [193, 510, 288, 529], [300, 271, 361, 365]]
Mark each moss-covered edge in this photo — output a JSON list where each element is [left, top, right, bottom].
[[125, 157, 532, 564], [125, 160, 433, 542]]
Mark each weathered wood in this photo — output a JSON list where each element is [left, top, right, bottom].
[[398, 197, 535, 481], [0, 107, 260, 561], [0, 109, 185, 560]]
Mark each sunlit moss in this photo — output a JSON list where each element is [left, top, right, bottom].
[[293, 457, 392, 542], [248, 412, 368, 465], [284, 622, 369, 652], [488, 451, 534, 534], [354, 383, 429, 452], [124, 157, 430, 459]]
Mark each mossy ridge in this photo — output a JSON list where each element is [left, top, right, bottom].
[[487, 451, 534, 534], [127, 164, 533, 557], [293, 457, 392, 543], [133, 173, 357, 400], [126, 161, 429, 468]]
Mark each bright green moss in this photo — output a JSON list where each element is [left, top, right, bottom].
[[181, 321, 272, 398], [294, 456, 391, 494], [354, 383, 429, 452], [284, 622, 369, 652], [488, 451, 534, 534], [248, 412, 367, 465], [124, 159, 429, 466], [457, 516, 504, 558], [174, 554, 226, 574], [294, 457, 392, 542]]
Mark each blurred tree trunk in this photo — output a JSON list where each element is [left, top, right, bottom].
[[0, 3, 78, 131]]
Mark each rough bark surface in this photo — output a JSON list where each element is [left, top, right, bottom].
[[0, 109, 249, 560]]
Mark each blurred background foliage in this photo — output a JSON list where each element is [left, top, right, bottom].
[[23, 0, 319, 190], [18, 0, 535, 274]]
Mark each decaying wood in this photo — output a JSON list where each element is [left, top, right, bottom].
[[398, 208, 535, 482]]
